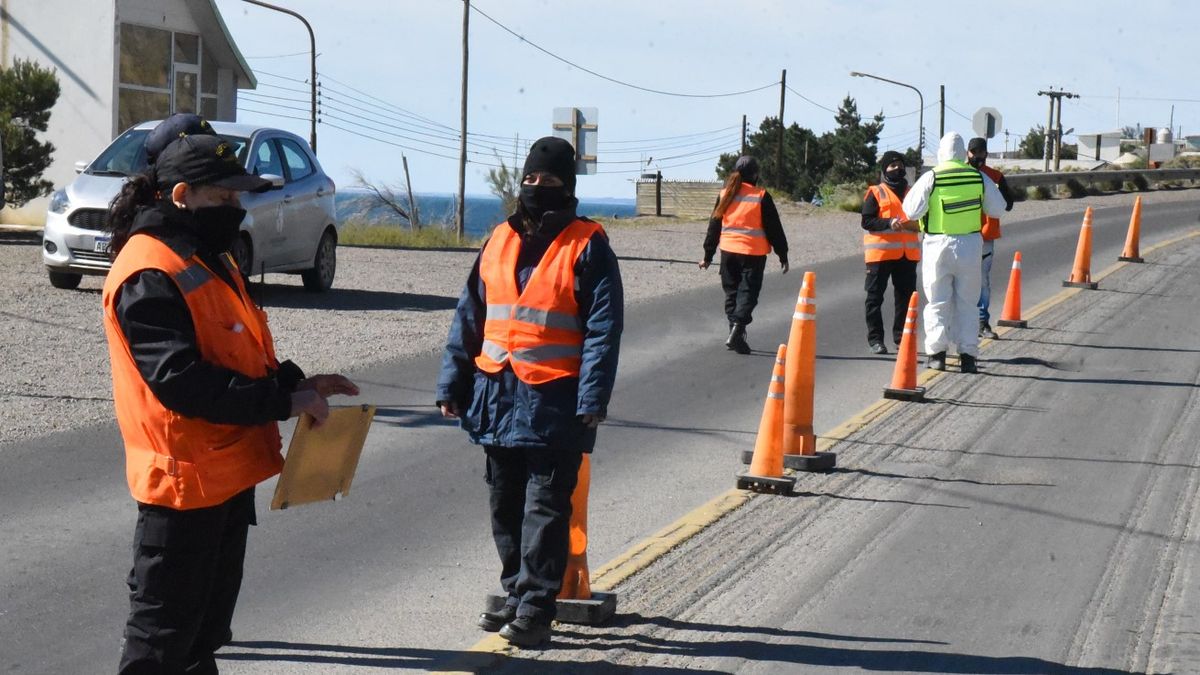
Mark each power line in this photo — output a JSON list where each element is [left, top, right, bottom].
[[596, 134, 741, 164], [238, 105, 314, 124], [470, 4, 779, 99], [944, 103, 972, 122], [598, 124, 739, 145], [785, 85, 838, 113]]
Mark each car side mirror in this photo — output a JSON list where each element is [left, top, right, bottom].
[[259, 173, 285, 190], [74, 160, 88, 174]]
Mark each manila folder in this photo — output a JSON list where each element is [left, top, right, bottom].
[[271, 404, 376, 510]]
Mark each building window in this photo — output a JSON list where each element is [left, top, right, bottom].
[[117, 24, 222, 132]]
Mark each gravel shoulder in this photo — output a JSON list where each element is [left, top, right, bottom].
[[1, 188, 1197, 445]]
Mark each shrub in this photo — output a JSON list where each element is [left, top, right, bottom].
[[338, 221, 481, 248], [1026, 186, 1052, 200], [1060, 179, 1088, 198], [818, 181, 866, 213]]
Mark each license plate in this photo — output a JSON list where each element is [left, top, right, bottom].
[[94, 237, 110, 253]]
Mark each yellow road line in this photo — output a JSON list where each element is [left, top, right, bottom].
[[451, 226, 1200, 666]]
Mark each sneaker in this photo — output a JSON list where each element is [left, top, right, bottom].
[[926, 351, 947, 371], [979, 322, 998, 340], [477, 605, 517, 632], [728, 324, 751, 355], [869, 342, 888, 355], [960, 353, 978, 374], [498, 616, 552, 647]]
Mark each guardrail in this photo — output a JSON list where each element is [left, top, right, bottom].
[[1004, 168, 1200, 190]]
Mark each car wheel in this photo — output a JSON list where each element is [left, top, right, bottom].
[[48, 270, 82, 290], [302, 230, 336, 292], [230, 235, 253, 276]]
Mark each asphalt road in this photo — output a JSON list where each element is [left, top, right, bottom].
[[1, 197, 1197, 673]]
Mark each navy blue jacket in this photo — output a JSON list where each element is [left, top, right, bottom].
[[436, 203, 623, 452]]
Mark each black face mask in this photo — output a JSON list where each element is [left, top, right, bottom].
[[884, 168, 906, 184], [519, 184, 569, 222], [968, 156, 985, 169], [191, 205, 246, 253]]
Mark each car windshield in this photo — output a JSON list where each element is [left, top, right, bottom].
[[86, 129, 250, 177]]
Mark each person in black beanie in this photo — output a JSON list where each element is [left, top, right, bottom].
[[700, 155, 789, 354], [860, 150, 920, 354], [437, 136, 623, 647]]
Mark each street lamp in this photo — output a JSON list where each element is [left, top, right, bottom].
[[242, 0, 317, 153], [851, 71, 924, 168]]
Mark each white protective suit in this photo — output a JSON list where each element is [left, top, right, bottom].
[[902, 133, 1007, 357]]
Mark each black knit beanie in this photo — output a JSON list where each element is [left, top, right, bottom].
[[879, 150, 906, 170], [522, 136, 577, 193]]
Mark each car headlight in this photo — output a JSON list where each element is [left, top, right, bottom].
[[48, 189, 69, 214]]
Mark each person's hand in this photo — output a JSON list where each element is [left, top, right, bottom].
[[779, 259, 789, 274], [580, 413, 605, 429], [889, 217, 903, 231], [438, 401, 461, 419], [290, 389, 330, 426], [698, 260, 711, 270], [298, 374, 360, 398]]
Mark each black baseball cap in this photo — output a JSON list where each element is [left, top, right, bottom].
[[155, 134, 271, 193], [145, 113, 216, 165]]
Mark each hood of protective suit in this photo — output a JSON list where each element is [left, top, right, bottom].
[[937, 132, 966, 163]]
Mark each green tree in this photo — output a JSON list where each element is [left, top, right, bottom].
[[823, 95, 884, 185], [1018, 125, 1046, 160], [485, 151, 521, 216], [0, 59, 60, 207]]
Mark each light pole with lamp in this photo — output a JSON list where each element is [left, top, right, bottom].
[[850, 71, 924, 170], [242, 0, 317, 154]]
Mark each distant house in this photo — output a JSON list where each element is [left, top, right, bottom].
[[1075, 131, 1122, 163], [0, 0, 255, 218]]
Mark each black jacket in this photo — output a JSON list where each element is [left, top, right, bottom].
[[703, 182, 788, 264], [112, 203, 304, 426]]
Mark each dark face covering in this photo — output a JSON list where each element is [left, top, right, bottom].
[[519, 184, 569, 224], [190, 205, 246, 253], [968, 156, 985, 169], [883, 167, 907, 192]]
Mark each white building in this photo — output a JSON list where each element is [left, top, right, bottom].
[[1075, 130, 1122, 163], [0, 0, 255, 220]]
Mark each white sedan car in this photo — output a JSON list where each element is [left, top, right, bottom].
[[42, 120, 338, 291]]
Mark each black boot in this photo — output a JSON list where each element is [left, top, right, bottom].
[[727, 323, 751, 354], [478, 605, 517, 632], [960, 353, 978, 374], [926, 351, 947, 371]]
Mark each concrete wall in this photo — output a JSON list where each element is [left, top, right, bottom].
[[636, 180, 721, 219], [1, 0, 116, 221]]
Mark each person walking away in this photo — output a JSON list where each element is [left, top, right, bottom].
[[103, 132, 358, 674], [901, 132, 1007, 373], [699, 155, 789, 354], [436, 136, 623, 648], [860, 150, 920, 354], [966, 137, 1015, 339]]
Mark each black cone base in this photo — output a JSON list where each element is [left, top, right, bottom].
[[996, 319, 1027, 328], [783, 452, 836, 472], [1063, 280, 1099, 290], [883, 386, 926, 402], [736, 472, 795, 495], [486, 591, 617, 625]]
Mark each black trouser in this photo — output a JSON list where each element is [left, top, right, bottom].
[[720, 251, 767, 326], [864, 257, 918, 346], [119, 488, 256, 675], [485, 445, 582, 624]]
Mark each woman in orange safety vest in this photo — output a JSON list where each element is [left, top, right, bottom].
[[860, 150, 919, 354], [102, 127, 357, 674], [699, 155, 789, 354]]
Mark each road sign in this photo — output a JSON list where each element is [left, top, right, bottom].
[[972, 107, 1002, 139], [552, 107, 598, 175]]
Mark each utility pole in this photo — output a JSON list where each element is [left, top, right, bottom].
[[1038, 88, 1079, 171], [457, 0, 469, 240], [242, 0, 317, 153], [741, 114, 747, 154], [402, 155, 419, 229], [776, 69, 786, 187], [939, 85, 945, 138]]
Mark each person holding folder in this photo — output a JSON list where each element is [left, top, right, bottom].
[[437, 137, 623, 647], [102, 127, 358, 674]]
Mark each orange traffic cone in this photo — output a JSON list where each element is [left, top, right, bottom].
[[737, 344, 796, 494], [883, 292, 925, 402], [1118, 196, 1145, 263], [552, 454, 616, 624], [782, 271, 835, 472], [996, 251, 1028, 328], [1063, 207, 1099, 289]]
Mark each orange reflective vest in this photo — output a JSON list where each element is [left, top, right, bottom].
[[979, 165, 1004, 241], [475, 219, 603, 385], [862, 184, 920, 263], [102, 234, 284, 510], [718, 183, 771, 256]]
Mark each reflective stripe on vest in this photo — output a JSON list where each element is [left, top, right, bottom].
[[475, 218, 603, 384], [101, 233, 284, 510], [718, 183, 770, 255], [921, 161, 985, 235], [862, 184, 920, 263]]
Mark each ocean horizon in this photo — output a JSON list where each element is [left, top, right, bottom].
[[336, 189, 637, 239]]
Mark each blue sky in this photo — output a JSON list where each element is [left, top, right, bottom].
[[214, 0, 1199, 198]]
